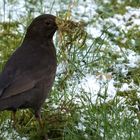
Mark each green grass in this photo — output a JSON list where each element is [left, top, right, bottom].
[[0, 0, 140, 140], [1, 90, 139, 140]]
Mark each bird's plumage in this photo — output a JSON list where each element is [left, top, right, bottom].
[[0, 14, 57, 116]]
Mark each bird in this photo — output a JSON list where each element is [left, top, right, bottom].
[[0, 14, 58, 125]]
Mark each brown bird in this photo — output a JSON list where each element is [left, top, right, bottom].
[[0, 14, 57, 124]]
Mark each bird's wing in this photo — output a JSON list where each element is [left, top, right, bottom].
[[0, 70, 14, 97], [1, 73, 36, 99], [0, 67, 53, 99]]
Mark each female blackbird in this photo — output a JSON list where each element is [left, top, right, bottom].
[[0, 14, 57, 120]]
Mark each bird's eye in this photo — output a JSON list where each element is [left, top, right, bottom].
[[44, 20, 51, 26]]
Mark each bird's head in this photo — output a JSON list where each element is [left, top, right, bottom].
[[26, 14, 58, 40]]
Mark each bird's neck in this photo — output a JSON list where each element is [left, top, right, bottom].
[[25, 33, 52, 42], [22, 37, 55, 53], [24, 32, 54, 44]]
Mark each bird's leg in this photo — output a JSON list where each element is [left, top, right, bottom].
[[11, 110, 16, 128], [35, 109, 44, 128], [35, 109, 48, 140]]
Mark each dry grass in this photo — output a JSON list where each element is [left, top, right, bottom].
[[56, 17, 87, 47]]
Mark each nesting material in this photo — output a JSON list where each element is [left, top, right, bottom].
[[56, 17, 87, 47]]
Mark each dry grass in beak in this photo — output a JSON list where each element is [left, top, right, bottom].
[[56, 17, 87, 49]]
